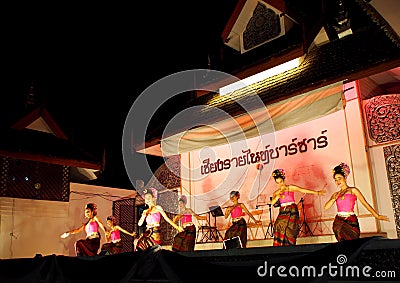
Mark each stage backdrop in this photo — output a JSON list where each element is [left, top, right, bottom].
[[181, 109, 357, 235]]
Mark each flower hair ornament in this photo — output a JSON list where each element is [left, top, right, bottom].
[[333, 162, 351, 178], [85, 203, 98, 216], [85, 202, 97, 211], [106, 215, 116, 223], [143, 187, 158, 200], [178, 195, 187, 205], [272, 169, 286, 179], [230, 190, 240, 199]]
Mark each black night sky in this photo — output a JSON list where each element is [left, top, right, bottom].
[[1, 1, 230, 189]]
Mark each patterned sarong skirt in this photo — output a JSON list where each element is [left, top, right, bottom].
[[273, 203, 300, 246], [333, 214, 360, 242], [224, 217, 247, 248], [172, 224, 196, 252], [75, 235, 100, 256], [100, 241, 123, 255], [136, 227, 162, 251]]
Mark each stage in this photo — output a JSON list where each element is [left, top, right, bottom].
[[179, 232, 389, 251], [0, 236, 399, 282]]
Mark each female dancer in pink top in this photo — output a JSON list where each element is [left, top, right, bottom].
[[100, 215, 136, 255], [224, 190, 261, 248], [324, 162, 389, 241], [136, 187, 183, 251], [172, 195, 207, 252], [270, 169, 325, 246], [61, 202, 107, 256]]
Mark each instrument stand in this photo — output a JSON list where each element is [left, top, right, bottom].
[[256, 199, 275, 239], [264, 203, 274, 239], [199, 206, 224, 243], [298, 197, 313, 237], [265, 202, 274, 238]]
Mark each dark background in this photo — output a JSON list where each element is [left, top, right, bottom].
[[0, 1, 233, 189]]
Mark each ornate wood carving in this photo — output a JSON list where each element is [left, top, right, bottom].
[[384, 143, 400, 238], [0, 157, 69, 202], [365, 94, 400, 143], [243, 2, 281, 50]]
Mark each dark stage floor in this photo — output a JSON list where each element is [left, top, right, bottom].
[[0, 236, 399, 283]]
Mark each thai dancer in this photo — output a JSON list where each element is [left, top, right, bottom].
[[61, 202, 107, 256], [172, 195, 207, 252], [270, 169, 325, 246], [136, 187, 183, 251], [324, 162, 389, 241], [224, 190, 261, 248]]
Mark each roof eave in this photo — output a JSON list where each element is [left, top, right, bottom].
[[0, 151, 102, 170]]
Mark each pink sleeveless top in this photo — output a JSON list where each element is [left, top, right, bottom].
[[336, 194, 357, 212], [181, 214, 192, 224], [280, 191, 295, 203], [231, 206, 243, 218], [85, 221, 99, 236], [146, 212, 161, 226], [110, 229, 121, 242]]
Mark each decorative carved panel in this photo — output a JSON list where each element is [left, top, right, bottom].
[[145, 155, 181, 193], [365, 94, 400, 143], [384, 143, 400, 238], [243, 2, 281, 50], [0, 157, 8, 196], [113, 198, 136, 252], [0, 157, 69, 202]]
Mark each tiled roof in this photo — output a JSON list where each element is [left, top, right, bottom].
[[0, 127, 102, 170], [142, 0, 400, 148]]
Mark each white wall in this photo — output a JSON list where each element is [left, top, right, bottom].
[[342, 81, 378, 233], [0, 197, 69, 259], [0, 183, 135, 259]]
